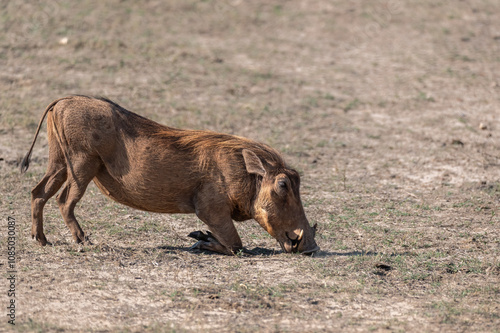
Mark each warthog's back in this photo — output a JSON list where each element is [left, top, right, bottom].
[[49, 96, 285, 216]]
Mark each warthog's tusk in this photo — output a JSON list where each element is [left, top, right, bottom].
[[286, 231, 303, 251], [298, 229, 304, 242]]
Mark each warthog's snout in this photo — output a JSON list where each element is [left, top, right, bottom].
[[279, 224, 320, 255]]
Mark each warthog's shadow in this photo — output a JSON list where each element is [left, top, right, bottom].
[[158, 246, 410, 258], [53, 241, 409, 258], [158, 245, 280, 256]]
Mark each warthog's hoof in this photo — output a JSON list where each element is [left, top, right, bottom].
[[73, 234, 92, 246], [188, 230, 215, 242], [83, 235, 93, 245], [33, 233, 48, 246], [188, 230, 215, 252], [189, 240, 205, 251], [187, 230, 234, 255]]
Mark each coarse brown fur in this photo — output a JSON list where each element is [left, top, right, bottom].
[[21, 96, 319, 255]]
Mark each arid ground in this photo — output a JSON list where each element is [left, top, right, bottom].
[[1, 1, 499, 332]]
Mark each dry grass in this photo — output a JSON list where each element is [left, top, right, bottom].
[[1, 1, 499, 332]]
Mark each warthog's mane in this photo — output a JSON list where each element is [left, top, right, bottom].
[[169, 130, 286, 171]]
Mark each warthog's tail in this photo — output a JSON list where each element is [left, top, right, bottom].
[[20, 97, 69, 173]]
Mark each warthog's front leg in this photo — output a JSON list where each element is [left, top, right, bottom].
[[191, 186, 243, 255], [188, 230, 235, 255], [188, 211, 243, 255]]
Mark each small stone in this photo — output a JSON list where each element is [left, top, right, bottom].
[[375, 263, 392, 271], [59, 37, 69, 45], [479, 123, 487, 130]]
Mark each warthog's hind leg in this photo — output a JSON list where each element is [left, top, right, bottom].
[[30, 132, 67, 246], [56, 157, 101, 244], [31, 167, 67, 245]]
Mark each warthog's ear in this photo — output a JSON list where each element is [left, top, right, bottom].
[[242, 149, 266, 177]]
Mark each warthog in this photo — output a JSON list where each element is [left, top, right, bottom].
[[21, 96, 319, 255]]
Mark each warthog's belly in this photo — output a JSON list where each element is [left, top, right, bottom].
[[93, 171, 197, 214]]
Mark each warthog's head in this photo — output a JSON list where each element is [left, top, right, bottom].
[[243, 149, 320, 255]]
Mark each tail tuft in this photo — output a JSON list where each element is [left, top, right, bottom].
[[20, 152, 31, 173]]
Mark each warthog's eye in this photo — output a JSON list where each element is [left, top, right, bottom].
[[278, 179, 287, 190], [274, 175, 291, 198]]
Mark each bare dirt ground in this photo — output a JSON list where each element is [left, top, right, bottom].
[[1, 1, 499, 332]]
